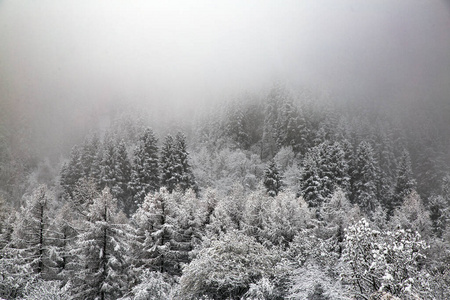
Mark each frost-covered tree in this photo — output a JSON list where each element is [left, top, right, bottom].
[[129, 128, 160, 209], [179, 230, 282, 300], [263, 160, 283, 197], [51, 202, 78, 283], [113, 139, 131, 211], [390, 191, 431, 237], [351, 141, 379, 215], [99, 134, 117, 191], [262, 191, 310, 248], [60, 146, 83, 199], [80, 134, 100, 178], [207, 184, 246, 236], [123, 270, 177, 300], [174, 132, 198, 193], [300, 149, 324, 209], [11, 185, 55, 276], [390, 149, 416, 216], [70, 188, 129, 300], [130, 188, 179, 276], [341, 219, 430, 299], [160, 134, 178, 192]]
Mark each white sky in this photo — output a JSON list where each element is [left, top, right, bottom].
[[1, 0, 450, 154]]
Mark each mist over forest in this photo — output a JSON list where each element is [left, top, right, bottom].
[[1, 1, 450, 299]]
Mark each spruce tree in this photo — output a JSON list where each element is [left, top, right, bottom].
[[60, 146, 83, 199], [70, 188, 129, 300], [129, 128, 160, 210], [110, 140, 131, 209], [99, 135, 117, 191], [160, 133, 197, 193], [264, 160, 283, 197], [174, 132, 197, 193], [351, 141, 379, 215], [160, 134, 177, 192], [390, 149, 416, 216]]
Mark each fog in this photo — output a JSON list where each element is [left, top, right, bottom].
[[1, 0, 450, 157]]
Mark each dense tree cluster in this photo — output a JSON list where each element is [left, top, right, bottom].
[[1, 85, 449, 298]]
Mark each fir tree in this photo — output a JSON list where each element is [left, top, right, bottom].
[[351, 141, 379, 215], [113, 139, 131, 210], [80, 134, 100, 178], [160, 134, 177, 192], [129, 128, 160, 210], [160, 133, 197, 193], [263, 160, 283, 197], [390, 149, 416, 216], [99, 134, 117, 191], [60, 146, 83, 199]]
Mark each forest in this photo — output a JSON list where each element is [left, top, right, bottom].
[[0, 84, 449, 299]]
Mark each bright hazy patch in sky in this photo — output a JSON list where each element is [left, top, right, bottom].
[[1, 0, 450, 154]]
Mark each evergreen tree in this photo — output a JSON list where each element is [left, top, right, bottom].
[[70, 188, 129, 300], [80, 134, 100, 178], [129, 128, 160, 210], [263, 160, 283, 197], [130, 188, 180, 276], [160, 133, 197, 193], [300, 150, 324, 209], [10, 185, 54, 276], [390, 149, 416, 216], [174, 132, 198, 193], [113, 139, 131, 210], [60, 146, 83, 199], [160, 134, 177, 192], [99, 134, 117, 191], [351, 141, 379, 215]]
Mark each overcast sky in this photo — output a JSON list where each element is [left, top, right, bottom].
[[1, 0, 450, 155]]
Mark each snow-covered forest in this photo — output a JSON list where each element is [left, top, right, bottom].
[[1, 84, 449, 299], [1, 1, 450, 299]]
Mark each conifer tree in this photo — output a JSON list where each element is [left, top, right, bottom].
[[10, 185, 54, 276], [160, 133, 197, 193], [390, 149, 416, 215], [160, 134, 177, 192], [263, 160, 283, 197], [60, 146, 83, 199], [130, 188, 180, 276], [174, 132, 197, 193], [99, 135, 117, 191], [70, 188, 129, 300], [300, 150, 324, 209], [80, 134, 100, 178], [129, 128, 160, 210], [113, 140, 131, 210], [351, 141, 379, 215]]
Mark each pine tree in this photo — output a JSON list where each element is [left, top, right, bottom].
[[70, 188, 129, 300], [351, 141, 379, 215], [264, 160, 283, 197], [129, 128, 160, 210], [174, 132, 197, 193]]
